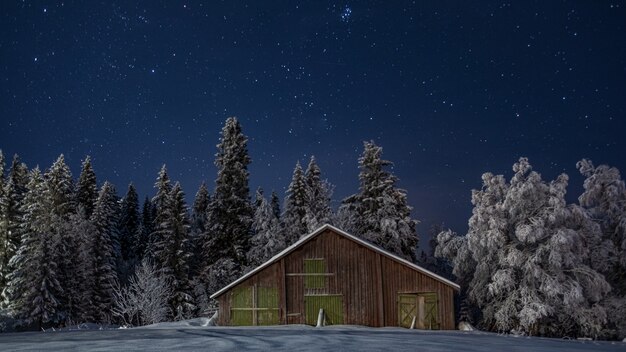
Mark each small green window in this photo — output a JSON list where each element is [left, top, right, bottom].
[[304, 259, 326, 288]]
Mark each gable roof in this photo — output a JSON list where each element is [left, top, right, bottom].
[[210, 224, 460, 299]]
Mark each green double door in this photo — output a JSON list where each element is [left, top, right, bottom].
[[305, 295, 344, 325], [231, 286, 280, 326], [398, 293, 439, 329]]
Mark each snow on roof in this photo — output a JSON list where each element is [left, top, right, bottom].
[[210, 224, 460, 299]]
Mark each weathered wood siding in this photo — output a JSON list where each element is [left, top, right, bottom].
[[217, 228, 456, 329]]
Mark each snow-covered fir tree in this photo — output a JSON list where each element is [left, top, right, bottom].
[[577, 159, 626, 338], [138, 196, 155, 261], [304, 156, 334, 232], [0, 154, 28, 302], [202, 117, 253, 291], [76, 156, 98, 218], [117, 183, 140, 283], [154, 182, 194, 320], [248, 189, 283, 268], [282, 162, 308, 245], [148, 165, 172, 262], [189, 182, 209, 277], [270, 190, 281, 220], [45, 154, 79, 322], [437, 158, 612, 337], [88, 181, 120, 322], [342, 141, 418, 262], [6, 168, 62, 328]]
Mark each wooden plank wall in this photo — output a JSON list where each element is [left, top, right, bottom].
[[217, 229, 456, 329]]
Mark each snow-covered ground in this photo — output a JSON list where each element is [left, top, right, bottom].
[[0, 320, 623, 351]]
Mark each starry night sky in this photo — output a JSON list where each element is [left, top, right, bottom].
[[1, 1, 625, 239]]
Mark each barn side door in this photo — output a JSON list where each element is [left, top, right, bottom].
[[397, 293, 439, 330], [305, 295, 344, 325]]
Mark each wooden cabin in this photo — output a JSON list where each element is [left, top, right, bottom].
[[210, 224, 460, 329]]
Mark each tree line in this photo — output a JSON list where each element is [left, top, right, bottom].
[[0, 117, 418, 330]]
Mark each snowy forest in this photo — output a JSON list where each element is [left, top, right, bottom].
[[0, 117, 417, 331], [0, 117, 624, 340]]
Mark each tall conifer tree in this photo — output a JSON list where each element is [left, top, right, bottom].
[[202, 117, 252, 292]]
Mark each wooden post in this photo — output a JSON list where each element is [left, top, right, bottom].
[[252, 284, 257, 326], [316, 308, 325, 327], [410, 316, 416, 330]]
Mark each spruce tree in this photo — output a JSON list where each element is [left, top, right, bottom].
[[343, 141, 418, 261], [202, 117, 253, 289], [304, 156, 333, 232], [45, 154, 78, 322], [118, 183, 140, 282], [6, 168, 62, 328], [149, 165, 172, 262], [139, 196, 155, 260], [189, 182, 209, 277], [155, 182, 194, 319], [76, 156, 98, 218], [270, 190, 281, 220], [0, 155, 28, 300], [248, 191, 283, 267], [282, 162, 308, 246], [88, 181, 120, 322]]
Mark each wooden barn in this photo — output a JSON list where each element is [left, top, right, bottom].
[[210, 224, 460, 329]]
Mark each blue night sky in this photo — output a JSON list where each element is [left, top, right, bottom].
[[1, 1, 625, 239]]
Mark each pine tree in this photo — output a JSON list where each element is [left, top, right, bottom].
[[343, 141, 418, 261], [0, 155, 28, 301], [76, 156, 98, 218], [118, 183, 140, 282], [282, 162, 308, 245], [67, 208, 98, 323], [248, 191, 283, 267], [6, 168, 62, 328], [88, 181, 120, 322], [149, 165, 172, 262], [304, 156, 333, 232], [202, 117, 253, 290]]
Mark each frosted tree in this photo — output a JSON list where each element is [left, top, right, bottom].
[[88, 181, 120, 322], [343, 141, 418, 261], [154, 182, 195, 320], [577, 159, 626, 338], [248, 190, 283, 268], [148, 165, 172, 262], [112, 260, 172, 326], [6, 168, 62, 329], [0, 155, 28, 301], [282, 162, 308, 245], [202, 117, 253, 288], [304, 156, 334, 232], [118, 184, 140, 283], [76, 156, 98, 218], [437, 158, 611, 337]]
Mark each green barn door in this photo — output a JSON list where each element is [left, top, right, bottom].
[[231, 286, 279, 326], [397, 293, 439, 330], [398, 294, 417, 328], [305, 295, 344, 325], [421, 293, 439, 330]]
